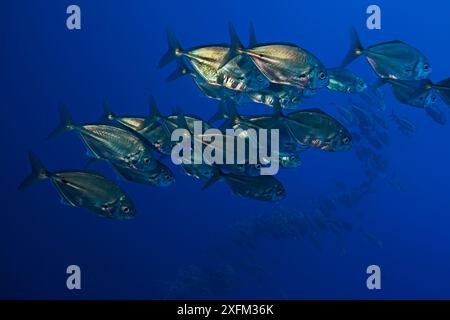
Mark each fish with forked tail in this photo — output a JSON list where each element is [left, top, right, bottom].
[[19, 152, 136, 219]]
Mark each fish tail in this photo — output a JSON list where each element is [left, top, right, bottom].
[[158, 27, 183, 68], [47, 103, 75, 139], [218, 23, 244, 69], [341, 27, 364, 67], [202, 170, 222, 190], [248, 22, 257, 47], [435, 78, 450, 89], [166, 59, 192, 82], [208, 101, 230, 123], [18, 151, 50, 190], [434, 78, 450, 106]]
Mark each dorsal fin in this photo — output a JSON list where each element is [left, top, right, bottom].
[[218, 23, 243, 69]]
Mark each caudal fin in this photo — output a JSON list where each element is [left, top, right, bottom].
[[218, 23, 243, 69], [47, 104, 75, 139], [435, 78, 450, 106], [341, 27, 364, 67], [18, 152, 50, 190], [158, 27, 183, 68]]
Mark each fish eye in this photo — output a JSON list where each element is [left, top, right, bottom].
[[423, 63, 430, 71], [318, 71, 327, 80], [431, 95, 437, 102], [257, 75, 264, 82], [342, 136, 351, 144], [289, 155, 296, 161], [121, 206, 130, 213], [255, 163, 261, 169], [276, 189, 284, 196], [291, 97, 298, 103], [143, 157, 151, 164], [299, 73, 307, 79]]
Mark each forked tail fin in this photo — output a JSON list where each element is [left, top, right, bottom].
[[434, 78, 450, 106], [18, 152, 50, 190], [47, 103, 75, 139], [158, 27, 183, 68], [341, 27, 364, 67]]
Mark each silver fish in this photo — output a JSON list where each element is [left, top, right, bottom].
[[159, 29, 269, 92], [216, 54, 271, 92], [326, 67, 367, 93], [211, 100, 298, 154], [342, 28, 431, 80], [380, 79, 437, 108], [18, 152, 135, 219], [247, 83, 304, 109], [286, 109, 352, 151], [167, 59, 249, 104], [103, 98, 210, 156], [49, 105, 157, 171], [225, 24, 328, 90]]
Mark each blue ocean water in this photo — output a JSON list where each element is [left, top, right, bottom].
[[1, 0, 450, 299]]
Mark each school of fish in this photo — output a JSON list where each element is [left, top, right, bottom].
[[19, 25, 450, 219]]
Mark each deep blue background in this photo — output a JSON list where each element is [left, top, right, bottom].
[[1, 0, 450, 299]]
